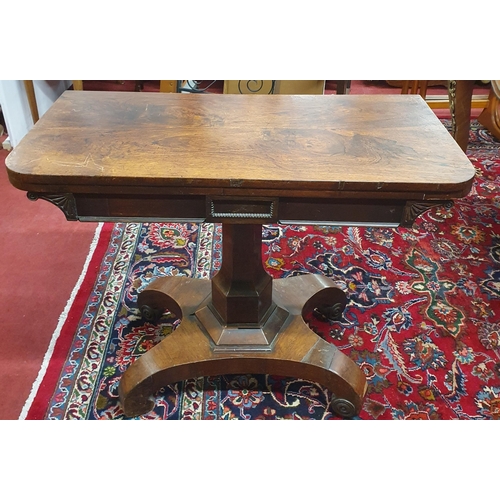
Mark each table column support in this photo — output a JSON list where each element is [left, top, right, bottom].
[[119, 223, 368, 418], [211, 224, 273, 325]]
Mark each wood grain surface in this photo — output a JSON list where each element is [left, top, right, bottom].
[[6, 91, 475, 198]]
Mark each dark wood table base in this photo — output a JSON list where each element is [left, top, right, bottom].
[[118, 224, 368, 418]]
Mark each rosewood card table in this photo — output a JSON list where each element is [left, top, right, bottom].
[[6, 91, 475, 418]]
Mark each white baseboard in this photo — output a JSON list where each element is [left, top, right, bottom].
[[2, 135, 12, 150]]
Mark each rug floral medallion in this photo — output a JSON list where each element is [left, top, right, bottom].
[[37, 122, 500, 420]]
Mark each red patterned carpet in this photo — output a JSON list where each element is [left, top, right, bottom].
[[20, 120, 500, 420], [0, 147, 98, 420]]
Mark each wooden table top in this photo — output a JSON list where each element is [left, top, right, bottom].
[[6, 91, 475, 200]]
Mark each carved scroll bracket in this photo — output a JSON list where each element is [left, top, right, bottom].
[[27, 192, 78, 221], [401, 200, 453, 227]]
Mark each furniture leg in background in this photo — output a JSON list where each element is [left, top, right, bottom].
[[401, 80, 428, 98], [72, 80, 84, 91], [448, 80, 475, 152], [477, 80, 500, 141], [400, 80, 490, 152], [336, 81, 351, 94], [23, 80, 39, 124]]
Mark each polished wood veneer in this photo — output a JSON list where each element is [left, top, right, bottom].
[[6, 91, 475, 418], [8, 92, 473, 195]]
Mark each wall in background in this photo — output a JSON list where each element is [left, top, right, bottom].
[[0, 80, 72, 148]]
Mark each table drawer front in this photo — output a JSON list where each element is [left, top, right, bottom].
[[278, 198, 405, 227], [206, 197, 278, 223], [75, 194, 206, 222]]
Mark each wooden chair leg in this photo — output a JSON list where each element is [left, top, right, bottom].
[[23, 80, 39, 124], [72, 80, 83, 91], [448, 80, 475, 152], [336, 80, 351, 94], [419, 81, 428, 98], [477, 85, 500, 141], [401, 80, 428, 98]]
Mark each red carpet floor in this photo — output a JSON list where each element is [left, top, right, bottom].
[[0, 147, 97, 419]]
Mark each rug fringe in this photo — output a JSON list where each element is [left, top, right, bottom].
[[18, 223, 104, 420]]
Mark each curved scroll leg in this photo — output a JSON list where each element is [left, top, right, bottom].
[[118, 316, 214, 417], [273, 274, 366, 417], [137, 275, 211, 322], [119, 274, 367, 418], [121, 276, 212, 416]]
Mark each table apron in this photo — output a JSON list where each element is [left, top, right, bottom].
[[43, 193, 446, 227]]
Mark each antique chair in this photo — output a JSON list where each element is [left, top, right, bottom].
[[399, 80, 495, 152], [401, 80, 428, 98]]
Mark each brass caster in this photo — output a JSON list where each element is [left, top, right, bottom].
[[139, 304, 164, 323], [313, 302, 344, 322], [330, 397, 357, 418]]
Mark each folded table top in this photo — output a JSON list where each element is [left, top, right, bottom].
[[6, 91, 475, 200]]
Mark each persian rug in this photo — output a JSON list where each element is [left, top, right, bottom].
[[23, 121, 500, 420]]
